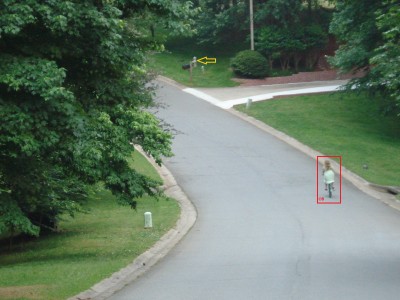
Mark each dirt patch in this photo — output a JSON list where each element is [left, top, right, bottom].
[[0, 285, 47, 300]]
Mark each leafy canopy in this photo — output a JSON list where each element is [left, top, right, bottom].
[[330, 0, 400, 113], [0, 0, 191, 236]]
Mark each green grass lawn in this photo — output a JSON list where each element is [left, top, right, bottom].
[[148, 50, 239, 87], [236, 92, 400, 187], [147, 37, 244, 87], [0, 151, 180, 300]]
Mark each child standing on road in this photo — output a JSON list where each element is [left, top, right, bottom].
[[323, 160, 335, 191]]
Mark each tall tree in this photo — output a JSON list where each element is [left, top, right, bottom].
[[255, 0, 330, 71], [0, 0, 191, 236], [330, 0, 400, 112], [254, 0, 302, 27], [330, 0, 381, 72], [195, 0, 248, 45], [370, 0, 400, 110]]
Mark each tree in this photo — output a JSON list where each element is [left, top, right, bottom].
[[256, 26, 284, 69], [193, 0, 332, 64], [254, 0, 302, 28], [255, 1, 329, 71], [195, 0, 248, 45], [0, 1, 191, 237], [256, 26, 305, 70], [370, 0, 400, 110], [329, 0, 381, 72], [127, 0, 198, 43], [330, 0, 400, 113], [302, 24, 329, 70]]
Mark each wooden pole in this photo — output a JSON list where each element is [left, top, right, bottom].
[[250, 0, 254, 50]]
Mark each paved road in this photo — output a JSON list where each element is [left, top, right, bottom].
[[110, 82, 400, 300]]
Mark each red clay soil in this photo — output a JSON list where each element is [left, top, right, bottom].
[[233, 70, 365, 86]]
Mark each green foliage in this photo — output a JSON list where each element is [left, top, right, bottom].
[[370, 0, 400, 109], [126, 0, 199, 48], [330, 0, 400, 112], [254, 1, 330, 71], [0, 0, 188, 236], [256, 26, 304, 70], [330, 0, 381, 71], [231, 50, 270, 78], [255, 0, 302, 27], [0, 196, 39, 237], [120, 0, 198, 37], [195, 1, 248, 45], [191, 1, 331, 71]]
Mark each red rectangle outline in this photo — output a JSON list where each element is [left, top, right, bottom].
[[316, 156, 342, 204]]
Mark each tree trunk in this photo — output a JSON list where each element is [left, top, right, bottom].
[[9, 227, 14, 250], [268, 57, 273, 70], [150, 24, 155, 39], [306, 50, 319, 70], [293, 53, 302, 72]]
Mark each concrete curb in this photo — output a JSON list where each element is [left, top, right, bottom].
[[157, 75, 187, 90], [228, 108, 400, 210], [68, 147, 197, 300]]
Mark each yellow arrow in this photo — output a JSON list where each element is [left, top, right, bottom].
[[197, 56, 217, 65]]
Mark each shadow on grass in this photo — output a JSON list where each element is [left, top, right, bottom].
[[0, 230, 105, 266]]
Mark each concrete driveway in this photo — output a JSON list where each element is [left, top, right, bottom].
[[109, 82, 400, 300], [182, 79, 348, 108]]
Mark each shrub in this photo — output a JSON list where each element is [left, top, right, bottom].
[[231, 50, 270, 78]]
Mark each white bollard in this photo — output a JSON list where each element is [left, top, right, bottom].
[[144, 212, 153, 228], [246, 98, 252, 109]]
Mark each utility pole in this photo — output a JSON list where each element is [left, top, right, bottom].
[[250, 0, 254, 50]]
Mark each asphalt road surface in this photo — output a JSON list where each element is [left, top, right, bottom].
[[110, 82, 400, 300]]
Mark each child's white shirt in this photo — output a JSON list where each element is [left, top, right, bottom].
[[324, 169, 335, 184]]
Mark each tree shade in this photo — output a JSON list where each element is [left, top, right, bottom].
[[0, 0, 193, 236]]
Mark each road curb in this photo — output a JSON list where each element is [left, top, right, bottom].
[[157, 75, 187, 90], [68, 147, 197, 300], [228, 108, 400, 210]]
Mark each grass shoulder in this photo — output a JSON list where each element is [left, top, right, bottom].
[[0, 151, 180, 300], [235, 92, 400, 187]]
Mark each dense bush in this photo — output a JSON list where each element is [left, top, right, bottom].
[[231, 50, 270, 78]]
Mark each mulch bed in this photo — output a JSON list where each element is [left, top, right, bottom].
[[233, 70, 365, 86]]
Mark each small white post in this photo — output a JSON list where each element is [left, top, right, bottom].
[[246, 98, 252, 109], [144, 212, 152, 228]]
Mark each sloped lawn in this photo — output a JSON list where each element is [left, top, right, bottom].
[[0, 151, 180, 300]]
